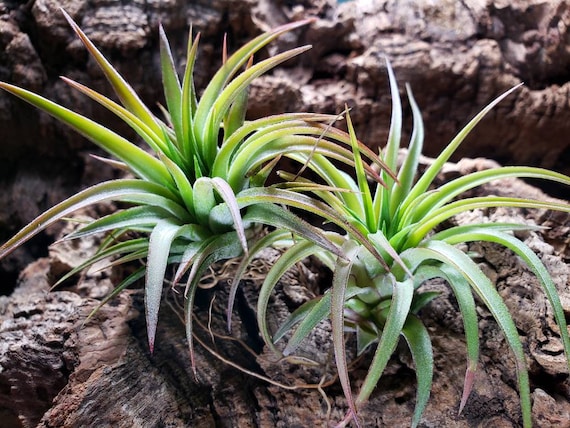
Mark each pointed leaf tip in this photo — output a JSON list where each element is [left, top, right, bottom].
[[148, 330, 155, 355], [459, 365, 477, 414]]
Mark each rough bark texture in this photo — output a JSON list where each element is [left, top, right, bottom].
[[1, 158, 569, 428], [0, 0, 569, 427], [1, 0, 570, 280]]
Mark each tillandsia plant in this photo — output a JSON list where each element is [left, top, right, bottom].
[[251, 61, 570, 427], [0, 10, 395, 368]]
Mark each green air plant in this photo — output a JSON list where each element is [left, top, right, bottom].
[[0, 11, 396, 368], [251, 61, 570, 427]]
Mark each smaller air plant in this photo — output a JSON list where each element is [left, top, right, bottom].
[[248, 61, 570, 427], [0, 11, 393, 371]]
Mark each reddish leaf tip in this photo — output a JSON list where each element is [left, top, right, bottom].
[[459, 365, 477, 414], [148, 334, 155, 354]]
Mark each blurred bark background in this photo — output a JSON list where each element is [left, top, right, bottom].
[[0, 1, 569, 427]]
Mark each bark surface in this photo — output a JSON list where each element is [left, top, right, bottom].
[[0, 1, 569, 427], [1, 0, 570, 277], [1, 158, 569, 428]]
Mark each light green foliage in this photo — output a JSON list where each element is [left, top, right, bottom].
[[0, 11, 377, 361], [263, 61, 570, 427], [1, 10, 569, 428]]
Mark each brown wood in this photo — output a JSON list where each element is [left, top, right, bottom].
[[0, 1, 569, 426]]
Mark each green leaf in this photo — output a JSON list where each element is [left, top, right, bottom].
[[442, 228, 570, 377], [415, 263, 479, 412], [430, 222, 544, 241], [346, 110, 375, 231], [201, 45, 312, 165], [401, 314, 433, 428], [53, 237, 150, 288], [223, 78, 249, 142], [412, 240, 532, 427], [159, 24, 184, 149], [368, 230, 412, 278], [226, 229, 293, 332], [184, 275, 200, 377], [209, 177, 248, 254], [158, 152, 196, 217], [181, 30, 200, 159], [227, 129, 384, 195], [241, 203, 343, 259], [232, 188, 389, 267], [193, 18, 315, 149], [390, 83, 424, 218], [84, 267, 145, 325], [181, 231, 245, 372], [382, 58, 403, 177], [401, 84, 523, 212], [61, 10, 163, 137], [172, 241, 207, 285], [355, 324, 380, 355], [62, 206, 171, 240], [146, 218, 192, 352], [274, 297, 324, 346], [355, 278, 414, 407], [61, 77, 170, 156], [257, 240, 318, 355], [0, 82, 174, 187], [405, 196, 570, 248], [183, 231, 244, 295], [193, 177, 217, 226], [331, 239, 361, 425], [0, 180, 185, 260], [213, 113, 337, 178], [281, 285, 362, 355], [403, 166, 570, 227], [374, 58, 402, 223]]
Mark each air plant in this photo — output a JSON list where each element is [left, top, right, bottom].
[[0, 11, 395, 369], [2, 9, 568, 428], [250, 61, 570, 427]]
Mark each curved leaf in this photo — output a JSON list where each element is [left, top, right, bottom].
[[146, 218, 190, 352], [61, 10, 163, 137], [401, 84, 523, 212], [181, 231, 245, 372], [331, 240, 361, 426], [226, 229, 293, 332], [84, 267, 145, 325], [355, 277, 414, 407], [415, 263, 479, 413], [193, 18, 315, 148], [210, 177, 248, 254], [442, 228, 570, 377], [62, 206, 172, 241], [413, 240, 532, 427], [403, 166, 570, 227], [401, 314, 433, 428], [256, 240, 320, 354], [53, 237, 149, 287], [241, 203, 343, 259], [0, 180, 184, 260], [405, 196, 570, 248], [193, 177, 217, 226], [0, 82, 173, 186]]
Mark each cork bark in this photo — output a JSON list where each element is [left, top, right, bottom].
[[0, 1, 569, 427]]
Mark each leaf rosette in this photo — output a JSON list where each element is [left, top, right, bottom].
[[262, 61, 570, 427], [0, 11, 391, 367]]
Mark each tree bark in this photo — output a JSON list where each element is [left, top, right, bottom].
[[1, 157, 569, 428], [0, 1, 569, 427], [2, 0, 570, 282]]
